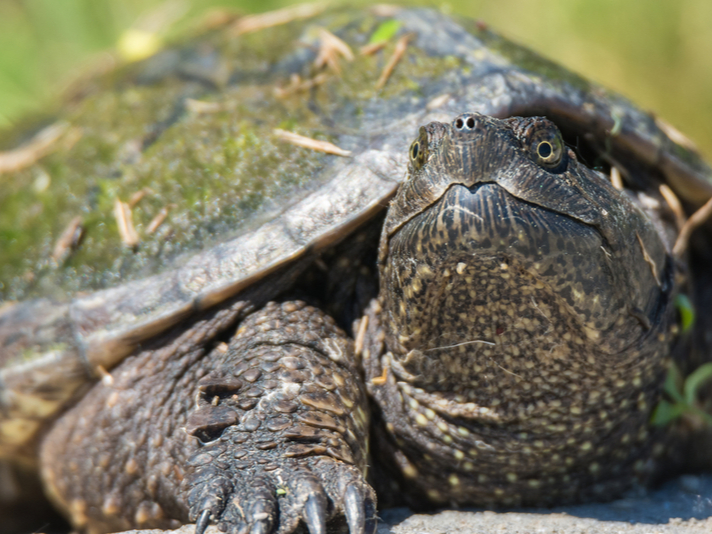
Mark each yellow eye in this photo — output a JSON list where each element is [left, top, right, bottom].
[[537, 141, 553, 160], [409, 126, 429, 171], [410, 141, 420, 161], [530, 128, 564, 169]]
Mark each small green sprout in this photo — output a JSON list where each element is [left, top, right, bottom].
[[369, 20, 401, 45], [651, 361, 712, 427], [675, 293, 695, 334], [610, 109, 623, 137]]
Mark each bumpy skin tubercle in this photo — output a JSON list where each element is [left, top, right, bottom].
[[40, 301, 375, 534]]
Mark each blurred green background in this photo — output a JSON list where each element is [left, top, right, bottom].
[[1, 0, 711, 158]]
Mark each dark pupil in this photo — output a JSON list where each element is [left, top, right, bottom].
[[538, 142, 553, 159], [412, 142, 419, 160]]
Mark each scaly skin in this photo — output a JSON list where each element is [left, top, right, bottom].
[[41, 301, 375, 534]]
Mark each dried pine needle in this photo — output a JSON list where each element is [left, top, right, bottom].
[[232, 3, 328, 35], [376, 35, 411, 89], [114, 199, 140, 247], [273, 129, 351, 157], [0, 122, 69, 175]]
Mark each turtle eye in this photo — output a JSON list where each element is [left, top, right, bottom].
[[409, 126, 429, 171], [410, 141, 420, 160], [529, 126, 565, 170]]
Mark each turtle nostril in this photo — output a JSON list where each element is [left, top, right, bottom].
[[455, 118, 464, 130], [466, 116, 475, 129]]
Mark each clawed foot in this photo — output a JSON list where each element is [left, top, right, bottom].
[[186, 455, 376, 534], [181, 301, 375, 534]]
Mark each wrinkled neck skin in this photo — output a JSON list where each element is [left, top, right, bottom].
[[367, 114, 678, 505]]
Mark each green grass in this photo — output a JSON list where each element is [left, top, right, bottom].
[[1, 0, 711, 158]]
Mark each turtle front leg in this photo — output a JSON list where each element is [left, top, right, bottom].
[[40, 301, 375, 534], [182, 301, 376, 534]]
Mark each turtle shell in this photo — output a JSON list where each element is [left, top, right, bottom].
[[1, 7, 711, 464]]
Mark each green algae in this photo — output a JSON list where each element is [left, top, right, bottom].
[[0, 9, 468, 302], [0, 21, 318, 300]]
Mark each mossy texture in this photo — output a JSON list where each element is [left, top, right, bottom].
[[1, 7, 706, 303]]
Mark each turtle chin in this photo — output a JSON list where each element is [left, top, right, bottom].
[[380, 182, 670, 397]]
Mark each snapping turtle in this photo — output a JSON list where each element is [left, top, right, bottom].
[[1, 5, 712, 534]]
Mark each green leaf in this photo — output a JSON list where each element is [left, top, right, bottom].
[[683, 362, 712, 406], [675, 293, 695, 333], [651, 399, 686, 426], [369, 19, 401, 45], [663, 361, 684, 403]]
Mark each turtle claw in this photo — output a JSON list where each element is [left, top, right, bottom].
[[250, 520, 271, 534], [246, 481, 277, 534], [344, 484, 366, 534], [184, 456, 377, 534], [195, 509, 211, 534], [344, 480, 378, 534], [303, 493, 328, 534]]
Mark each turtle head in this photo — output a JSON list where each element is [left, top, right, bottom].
[[377, 113, 674, 401]]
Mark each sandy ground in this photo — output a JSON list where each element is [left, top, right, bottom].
[[124, 473, 712, 534]]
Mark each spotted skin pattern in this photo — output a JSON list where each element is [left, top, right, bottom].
[[40, 114, 679, 534], [366, 114, 676, 508]]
